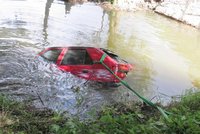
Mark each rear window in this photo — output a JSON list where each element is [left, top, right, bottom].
[[41, 49, 61, 63], [101, 48, 128, 64], [61, 49, 93, 65]]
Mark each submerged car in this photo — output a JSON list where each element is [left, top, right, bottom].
[[38, 47, 133, 83]]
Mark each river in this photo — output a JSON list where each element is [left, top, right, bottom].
[[0, 0, 200, 117]]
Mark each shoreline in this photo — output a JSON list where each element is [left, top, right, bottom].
[[1, 92, 200, 133], [100, 0, 200, 30]]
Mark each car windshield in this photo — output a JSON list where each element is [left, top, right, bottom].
[[41, 49, 61, 63]]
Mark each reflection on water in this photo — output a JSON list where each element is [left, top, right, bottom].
[[155, 20, 200, 89], [107, 11, 155, 100], [106, 10, 200, 102], [43, 0, 53, 41], [0, 0, 200, 116]]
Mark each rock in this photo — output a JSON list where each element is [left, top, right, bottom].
[[113, 0, 146, 11], [153, 0, 200, 29], [108, 0, 200, 29]]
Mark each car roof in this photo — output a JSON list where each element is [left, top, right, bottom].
[[47, 46, 99, 49]]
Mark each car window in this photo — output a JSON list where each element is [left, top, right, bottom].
[[102, 49, 118, 60], [61, 49, 93, 65], [101, 48, 128, 63], [41, 49, 61, 63]]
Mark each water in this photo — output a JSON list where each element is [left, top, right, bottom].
[[0, 0, 200, 116]]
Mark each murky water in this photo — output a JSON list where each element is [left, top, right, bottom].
[[1, 0, 200, 116]]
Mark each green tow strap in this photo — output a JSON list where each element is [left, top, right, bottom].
[[100, 53, 171, 121]]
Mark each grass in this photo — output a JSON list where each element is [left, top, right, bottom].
[[0, 95, 66, 134], [0, 92, 200, 134]]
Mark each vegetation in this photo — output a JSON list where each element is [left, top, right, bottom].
[[0, 92, 200, 134]]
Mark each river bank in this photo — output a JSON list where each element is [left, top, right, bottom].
[[149, 0, 200, 29], [1, 92, 200, 133], [101, 0, 200, 29]]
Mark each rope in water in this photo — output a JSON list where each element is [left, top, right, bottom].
[[99, 53, 171, 121]]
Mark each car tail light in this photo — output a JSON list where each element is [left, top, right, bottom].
[[118, 64, 129, 73], [128, 64, 134, 70], [119, 73, 125, 77], [118, 64, 133, 73]]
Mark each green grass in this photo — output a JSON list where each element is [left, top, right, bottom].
[[0, 95, 66, 134], [1, 92, 200, 134]]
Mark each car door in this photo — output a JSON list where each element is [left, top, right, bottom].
[[87, 48, 118, 82], [58, 48, 93, 80]]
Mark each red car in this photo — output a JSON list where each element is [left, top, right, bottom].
[[38, 47, 133, 83]]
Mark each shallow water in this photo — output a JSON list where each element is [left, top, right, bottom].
[[0, 0, 200, 116]]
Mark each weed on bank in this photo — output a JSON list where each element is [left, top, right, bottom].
[[0, 92, 200, 134]]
